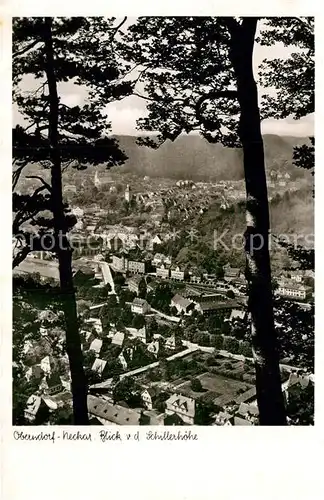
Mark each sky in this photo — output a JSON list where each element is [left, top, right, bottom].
[[13, 19, 314, 138]]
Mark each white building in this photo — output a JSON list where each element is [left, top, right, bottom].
[[277, 280, 307, 300], [214, 411, 233, 426], [131, 298, 151, 315], [229, 309, 246, 322], [40, 356, 52, 375], [125, 326, 147, 344], [171, 294, 194, 315], [170, 266, 186, 281], [141, 388, 157, 410], [112, 254, 127, 272], [149, 235, 163, 250], [289, 271, 304, 283], [147, 340, 160, 357], [72, 206, 84, 218], [156, 263, 170, 279], [165, 394, 195, 425], [152, 252, 171, 267], [118, 352, 128, 370]]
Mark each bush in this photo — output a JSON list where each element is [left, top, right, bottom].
[[206, 356, 217, 366], [147, 369, 162, 382], [191, 378, 203, 392], [240, 341, 253, 357], [211, 335, 224, 350], [200, 333, 211, 347]]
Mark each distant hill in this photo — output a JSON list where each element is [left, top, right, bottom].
[[111, 133, 312, 182], [17, 133, 313, 187]]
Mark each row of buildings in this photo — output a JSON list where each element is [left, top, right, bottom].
[[112, 251, 245, 285]]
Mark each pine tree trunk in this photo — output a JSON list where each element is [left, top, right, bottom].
[[228, 18, 287, 425], [43, 17, 89, 424]]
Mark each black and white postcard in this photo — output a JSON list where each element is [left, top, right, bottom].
[[1, 2, 320, 500]]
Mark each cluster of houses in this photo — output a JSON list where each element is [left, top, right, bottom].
[[83, 311, 182, 381], [268, 170, 291, 189], [24, 346, 313, 425], [86, 369, 314, 426], [22, 309, 179, 424], [19, 307, 75, 424], [23, 354, 72, 423]]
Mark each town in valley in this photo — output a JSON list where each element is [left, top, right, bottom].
[[13, 166, 314, 427]]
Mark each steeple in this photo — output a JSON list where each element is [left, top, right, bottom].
[[94, 171, 101, 188], [125, 184, 131, 202]]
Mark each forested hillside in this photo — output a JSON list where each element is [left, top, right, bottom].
[[18, 133, 313, 184], [115, 134, 312, 181]]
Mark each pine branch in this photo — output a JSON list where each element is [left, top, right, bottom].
[[133, 92, 154, 101], [13, 39, 42, 58], [26, 176, 52, 192]]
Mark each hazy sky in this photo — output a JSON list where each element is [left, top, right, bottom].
[[13, 19, 314, 137]]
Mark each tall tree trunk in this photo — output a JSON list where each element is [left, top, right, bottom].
[[228, 18, 287, 425], [43, 17, 89, 424]]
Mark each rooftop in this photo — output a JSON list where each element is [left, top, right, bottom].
[[166, 393, 195, 418], [132, 298, 149, 307], [287, 373, 311, 390], [278, 280, 307, 292], [91, 358, 107, 374], [234, 416, 253, 426], [230, 309, 246, 321], [224, 266, 241, 277], [143, 387, 158, 398], [89, 338, 103, 353], [25, 395, 42, 416], [87, 395, 142, 425], [46, 372, 62, 388], [111, 331, 125, 347], [237, 402, 259, 417], [196, 300, 240, 311], [127, 275, 143, 285], [171, 294, 193, 309]]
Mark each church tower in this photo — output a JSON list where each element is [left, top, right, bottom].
[[94, 171, 101, 188], [125, 184, 131, 202]]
